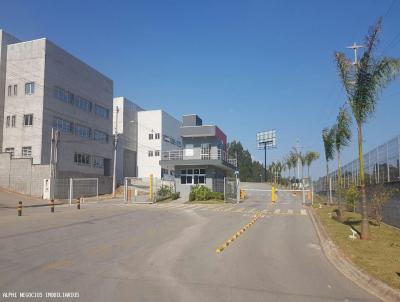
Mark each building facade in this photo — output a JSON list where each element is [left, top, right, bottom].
[[160, 114, 237, 197], [113, 97, 143, 184], [0, 30, 20, 151], [2, 36, 114, 178], [137, 110, 181, 179]]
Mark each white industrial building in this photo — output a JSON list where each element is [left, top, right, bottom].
[[1, 29, 114, 178], [113, 97, 143, 184], [137, 110, 182, 179]]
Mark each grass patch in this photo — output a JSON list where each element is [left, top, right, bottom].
[[185, 199, 224, 204], [315, 205, 400, 289]]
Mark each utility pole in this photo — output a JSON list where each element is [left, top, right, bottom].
[[54, 130, 59, 179], [295, 139, 302, 180], [112, 106, 119, 198], [264, 142, 267, 182], [346, 42, 364, 65]]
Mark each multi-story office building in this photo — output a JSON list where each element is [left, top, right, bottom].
[[0, 30, 20, 151], [160, 114, 237, 197], [113, 97, 143, 184], [137, 110, 181, 179], [2, 33, 114, 178]]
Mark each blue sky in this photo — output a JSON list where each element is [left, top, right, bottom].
[[1, 0, 400, 178]]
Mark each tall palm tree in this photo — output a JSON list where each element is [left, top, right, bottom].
[[322, 127, 335, 202], [305, 151, 320, 179], [286, 157, 292, 181], [334, 107, 352, 214], [335, 18, 400, 239]]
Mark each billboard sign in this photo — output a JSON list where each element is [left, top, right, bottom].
[[257, 130, 276, 150]]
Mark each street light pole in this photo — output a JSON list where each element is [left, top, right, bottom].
[[264, 142, 267, 182], [112, 106, 119, 198]]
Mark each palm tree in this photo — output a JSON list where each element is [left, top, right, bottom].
[[300, 153, 306, 179], [335, 18, 400, 239], [305, 151, 320, 179], [286, 157, 292, 181], [322, 127, 335, 202], [334, 107, 352, 215]]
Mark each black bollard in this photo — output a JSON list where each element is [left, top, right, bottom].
[[77, 197, 80, 210], [50, 199, 55, 213]]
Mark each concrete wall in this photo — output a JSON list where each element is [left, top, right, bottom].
[[0, 152, 50, 197]]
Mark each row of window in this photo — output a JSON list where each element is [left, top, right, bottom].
[[73, 152, 104, 168], [148, 150, 160, 157], [149, 133, 161, 140], [4, 146, 32, 158], [54, 86, 109, 119], [53, 117, 109, 143], [180, 168, 206, 185], [5, 114, 33, 127], [7, 82, 35, 97]]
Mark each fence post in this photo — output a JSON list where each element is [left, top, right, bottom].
[[96, 178, 99, 200], [329, 177, 333, 204], [69, 178, 73, 205], [223, 177, 226, 202], [17, 201, 22, 216]]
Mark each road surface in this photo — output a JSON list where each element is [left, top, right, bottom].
[[0, 183, 377, 301]]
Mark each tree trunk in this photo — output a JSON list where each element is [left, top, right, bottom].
[[326, 161, 330, 203], [357, 124, 370, 240], [337, 150, 342, 219]]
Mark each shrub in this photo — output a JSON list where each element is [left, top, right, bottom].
[[157, 185, 171, 198], [171, 192, 180, 200], [190, 185, 223, 201], [345, 185, 359, 212]]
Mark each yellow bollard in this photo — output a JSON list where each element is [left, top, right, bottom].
[[271, 186, 277, 203]]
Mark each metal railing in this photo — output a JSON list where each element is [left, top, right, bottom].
[[161, 148, 237, 167]]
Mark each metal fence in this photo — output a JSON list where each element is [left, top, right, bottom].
[[224, 177, 239, 202], [315, 135, 400, 192]]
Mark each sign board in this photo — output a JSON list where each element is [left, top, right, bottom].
[[257, 130, 276, 149]]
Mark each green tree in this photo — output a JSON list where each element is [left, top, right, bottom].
[[322, 127, 335, 201], [304, 151, 320, 179], [335, 18, 400, 239], [334, 107, 352, 215]]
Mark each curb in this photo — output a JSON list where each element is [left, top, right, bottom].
[[308, 207, 400, 302]]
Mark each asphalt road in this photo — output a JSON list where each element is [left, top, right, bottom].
[[0, 183, 377, 301]]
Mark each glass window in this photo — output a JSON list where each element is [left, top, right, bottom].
[[194, 169, 199, 174], [7, 85, 11, 96], [155, 133, 160, 139], [6, 116, 10, 127], [199, 176, 205, 184], [13, 85, 17, 96], [200, 169, 206, 174], [25, 82, 35, 95], [180, 169, 186, 175], [181, 176, 186, 184], [5, 148, 14, 157], [148, 151, 153, 157], [149, 133, 153, 140], [54, 117, 73, 133], [94, 130, 108, 143], [75, 125, 91, 139], [75, 96, 92, 112], [180, 168, 206, 185], [23, 114, 33, 126], [95, 105, 109, 119], [93, 156, 104, 168], [74, 152, 91, 165], [155, 150, 160, 156], [54, 86, 74, 104], [11, 115, 16, 127], [187, 169, 193, 174], [21, 146, 32, 157], [186, 176, 192, 184]]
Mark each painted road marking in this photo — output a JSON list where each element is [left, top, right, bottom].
[[287, 209, 294, 215], [274, 209, 281, 214], [300, 209, 307, 215]]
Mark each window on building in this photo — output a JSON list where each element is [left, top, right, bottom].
[[93, 156, 104, 168], [13, 85, 17, 96], [95, 105, 109, 119], [94, 130, 108, 143], [155, 150, 160, 156], [5, 148, 14, 157], [180, 168, 206, 185], [25, 82, 35, 95], [6, 116, 10, 127], [23, 114, 33, 126], [54, 117, 73, 133], [75, 125, 91, 139], [75, 96, 92, 112], [74, 152, 91, 165], [11, 115, 16, 127], [149, 133, 154, 140], [21, 146, 32, 157], [54, 86, 74, 104], [148, 151, 153, 157], [7, 85, 11, 96], [155, 133, 160, 139]]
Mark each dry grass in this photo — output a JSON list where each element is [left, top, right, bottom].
[[315, 204, 400, 289]]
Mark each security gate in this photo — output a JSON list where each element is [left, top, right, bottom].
[[224, 177, 240, 203]]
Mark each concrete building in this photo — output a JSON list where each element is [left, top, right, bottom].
[[0, 30, 20, 151], [160, 114, 237, 197], [113, 97, 143, 184], [137, 110, 181, 179], [2, 34, 114, 178]]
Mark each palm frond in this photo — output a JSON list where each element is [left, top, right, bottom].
[[335, 52, 353, 97], [335, 107, 352, 152], [322, 127, 335, 161]]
